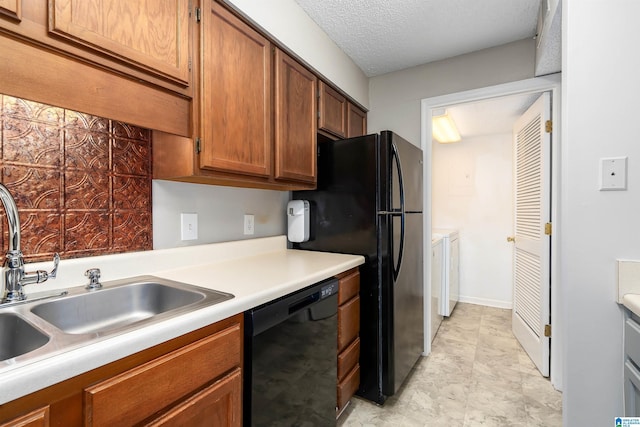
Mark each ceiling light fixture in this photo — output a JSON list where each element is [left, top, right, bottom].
[[432, 109, 461, 143]]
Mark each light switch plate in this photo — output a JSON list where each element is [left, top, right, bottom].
[[599, 156, 627, 191], [180, 213, 198, 240]]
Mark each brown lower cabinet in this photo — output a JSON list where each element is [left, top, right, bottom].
[[0, 314, 243, 427], [0, 407, 49, 427], [336, 268, 361, 413]]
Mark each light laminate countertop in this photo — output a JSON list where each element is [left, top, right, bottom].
[[0, 236, 364, 404]]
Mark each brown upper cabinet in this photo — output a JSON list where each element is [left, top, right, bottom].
[[0, 0, 21, 21], [347, 102, 367, 138], [319, 81, 367, 139], [0, 0, 192, 136], [274, 49, 317, 184], [0, 0, 364, 190], [318, 81, 348, 138], [154, 1, 318, 190], [48, 0, 191, 87], [0, 1, 192, 91], [199, 2, 273, 179]]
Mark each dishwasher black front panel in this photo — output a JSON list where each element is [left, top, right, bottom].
[[244, 278, 338, 426]]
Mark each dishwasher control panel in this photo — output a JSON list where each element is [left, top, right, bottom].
[[320, 281, 339, 299]]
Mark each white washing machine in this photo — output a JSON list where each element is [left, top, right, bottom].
[[430, 235, 443, 342], [433, 229, 459, 317]]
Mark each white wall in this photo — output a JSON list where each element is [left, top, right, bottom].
[[152, 181, 288, 249], [368, 39, 536, 147], [561, 1, 640, 425], [433, 134, 514, 308], [225, 0, 369, 108]]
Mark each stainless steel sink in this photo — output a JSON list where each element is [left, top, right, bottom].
[[31, 280, 223, 335], [0, 275, 234, 373], [0, 313, 49, 362]]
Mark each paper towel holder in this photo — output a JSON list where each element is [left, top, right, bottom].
[[287, 200, 309, 243]]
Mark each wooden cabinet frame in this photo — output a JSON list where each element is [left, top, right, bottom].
[[0, 315, 243, 427], [336, 268, 361, 413]]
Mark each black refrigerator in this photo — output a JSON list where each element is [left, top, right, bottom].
[[292, 130, 424, 404]]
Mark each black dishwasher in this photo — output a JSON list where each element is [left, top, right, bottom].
[[244, 277, 339, 426]]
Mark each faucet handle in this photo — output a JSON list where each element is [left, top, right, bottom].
[[38, 252, 59, 281], [18, 252, 60, 287], [49, 253, 60, 279]]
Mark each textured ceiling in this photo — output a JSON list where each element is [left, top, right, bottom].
[[294, 0, 541, 77]]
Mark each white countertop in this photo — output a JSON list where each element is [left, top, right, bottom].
[[0, 236, 364, 404], [618, 260, 640, 317]]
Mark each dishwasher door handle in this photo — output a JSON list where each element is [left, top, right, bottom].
[[288, 292, 320, 315]]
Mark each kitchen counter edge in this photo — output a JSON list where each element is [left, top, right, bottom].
[[0, 236, 364, 404]]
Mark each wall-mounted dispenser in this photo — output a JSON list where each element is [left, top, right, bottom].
[[287, 200, 309, 243]]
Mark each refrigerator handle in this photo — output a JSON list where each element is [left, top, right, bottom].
[[392, 142, 405, 281]]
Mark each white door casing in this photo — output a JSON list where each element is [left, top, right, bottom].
[[512, 92, 552, 377]]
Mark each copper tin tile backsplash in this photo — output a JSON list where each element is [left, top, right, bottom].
[[0, 95, 152, 262]]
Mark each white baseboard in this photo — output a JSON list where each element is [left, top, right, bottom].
[[458, 295, 513, 309]]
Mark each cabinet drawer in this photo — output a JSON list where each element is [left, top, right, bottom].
[[85, 322, 241, 426], [337, 364, 360, 411], [626, 318, 640, 365], [338, 270, 360, 305], [338, 337, 360, 382], [0, 407, 49, 427], [338, 296, 360, 352], [145, 368, 242, 427]]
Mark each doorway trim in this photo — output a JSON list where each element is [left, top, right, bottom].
[[420, 74, 562, 390]]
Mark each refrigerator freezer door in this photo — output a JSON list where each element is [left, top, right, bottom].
[[385, 131, 423, 213], [294, 135, 379, 258]]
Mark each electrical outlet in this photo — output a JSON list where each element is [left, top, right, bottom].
[[244, 214, 255, 235], [181, 213, 198, 240]]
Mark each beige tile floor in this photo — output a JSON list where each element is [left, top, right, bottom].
[[338, 303, 563, 426]]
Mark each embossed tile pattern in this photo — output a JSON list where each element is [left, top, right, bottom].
[[339, 303, 563, 427], [0, 95, 152, 261]]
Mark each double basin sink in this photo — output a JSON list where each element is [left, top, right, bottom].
[[0, 276, 234, 372]]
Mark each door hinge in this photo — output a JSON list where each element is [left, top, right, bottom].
[[195, 7, 202, 23], [544, 324, 551, 337], [545, 120, 552, 133], [188, 57, 192, 72], [544, 222, 552, 236], [195, 137, 201, 154]]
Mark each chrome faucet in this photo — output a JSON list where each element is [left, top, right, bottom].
[[0, 183, 59, 303]]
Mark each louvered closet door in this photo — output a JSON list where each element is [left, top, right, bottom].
[[512, 92, 551, 377]]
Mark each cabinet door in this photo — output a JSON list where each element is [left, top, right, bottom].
[[146, 369, 242, 427], [0, 0, 20, 20], [318, 81, 347, 138], [0, 407, 49, 427], [84, 322, 241, 426], [347, 103, 367, 137], [201, 2, 272, 178], [49, 0, 190, 86], [274, 49, 317, 183]]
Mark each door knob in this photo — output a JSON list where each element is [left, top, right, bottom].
[[507, 236, 515, 242]]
